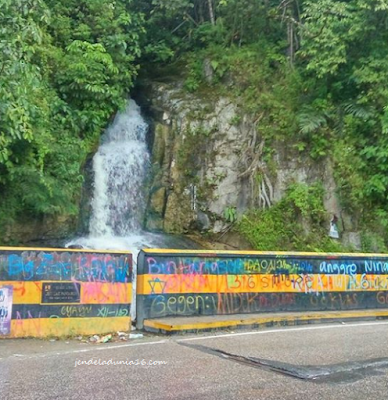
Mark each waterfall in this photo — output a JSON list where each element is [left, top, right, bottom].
[[66, 98, 198, 252], [65, 100, 158, 321], [65, 99, 199, 321], [89, 100, 149, 237], [67, 99, 161, 251]]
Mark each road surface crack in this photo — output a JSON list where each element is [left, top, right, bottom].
[[178, 342, 388, 383]]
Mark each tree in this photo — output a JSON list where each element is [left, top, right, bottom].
[[0, 0, 144, 229]]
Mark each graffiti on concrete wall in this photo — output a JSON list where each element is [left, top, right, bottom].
[[136, 251, 388, 327], [146, 291, 380, 317], [144, 255, 388, 275], [0, 248, 132, 337], [0, 251, 130, 282]]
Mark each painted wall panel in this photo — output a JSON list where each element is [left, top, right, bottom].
[[136, 250, 388, 328], [0, 247, 132, 338]]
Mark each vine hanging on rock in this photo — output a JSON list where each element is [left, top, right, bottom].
[[238, 115, 274, 209]]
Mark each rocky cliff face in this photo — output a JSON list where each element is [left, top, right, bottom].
[[2, 215, 76, 247], [139, 81, 360, 248]]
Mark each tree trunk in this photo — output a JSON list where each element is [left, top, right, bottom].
[[207, 0, 215, 25]]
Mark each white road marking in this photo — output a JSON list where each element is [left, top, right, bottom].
[[0, 340, 168, 361], [2, 320, 388, 361], [177, 321, 388, 342]]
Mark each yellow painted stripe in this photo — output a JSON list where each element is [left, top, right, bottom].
[[141, 249, 388, 257], [0, 246, 131, 255], [6, 317, 131, 338], [1, 281, 132, 304], [144, 310, 388, 331], [137, 274, 388, 295]]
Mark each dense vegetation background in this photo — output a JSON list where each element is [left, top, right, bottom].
[[1, 0, 388, 249]]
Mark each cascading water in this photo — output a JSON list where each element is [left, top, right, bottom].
[[89, 100, 149, 237], [68, 99, 159, 252], [66, 100, 159, 320], [66, 99, 199, 319], [67, 98, 200, 251]]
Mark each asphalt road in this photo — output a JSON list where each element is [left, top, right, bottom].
[[1, 321, 388, 400]]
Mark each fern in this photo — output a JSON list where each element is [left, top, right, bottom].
[[297, 108, 328, 135], [343, 102, 374, 120]]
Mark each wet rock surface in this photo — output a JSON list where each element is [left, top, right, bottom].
[[138, 81, 358, 249]]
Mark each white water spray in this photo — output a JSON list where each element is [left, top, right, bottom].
[[66, 100, 159, 319], [68, 99, 159, 252], [89, 100, 149, 237], [66, 100, 198, 319]]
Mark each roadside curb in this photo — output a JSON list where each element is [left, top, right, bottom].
[[143, 310, 388, 334]]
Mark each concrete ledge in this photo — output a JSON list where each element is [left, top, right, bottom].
[[143, 310, 388, 334], [1, 317, 131, 338]]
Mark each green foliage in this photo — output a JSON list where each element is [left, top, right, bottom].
[[297, 0, 388, 208], [184, 59, 202, 92], [181, 40, 300, 145], [138, 0, 388, 248], [300, 0, 356, 77], [223, 206, 237, 223], [298, 107, 328, 136], [0, 0, 143, 231], [4, 0, 388, 248], [238, 207, 292, 251], [361, 231, 388, 253], [237, 183, 346, 252], [286, 183, 326, 221]]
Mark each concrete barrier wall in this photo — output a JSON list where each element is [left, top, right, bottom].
[[0, 247, 132, 338], [136, 249, 388, 328]]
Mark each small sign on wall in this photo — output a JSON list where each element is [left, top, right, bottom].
[[42, 282, 81, 303], [0, 285, 13, 336]]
